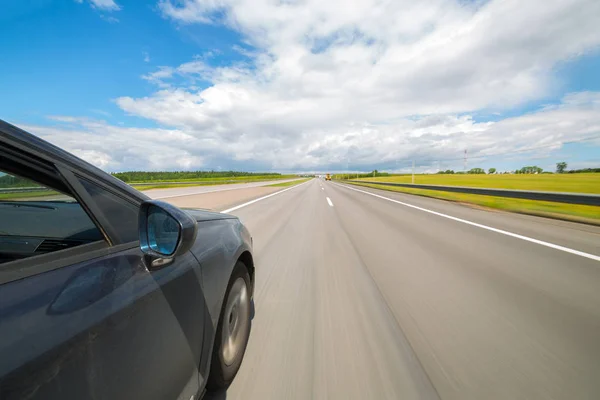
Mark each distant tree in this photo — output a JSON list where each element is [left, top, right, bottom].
[[436, 169, 455, 174], [468, 168, 485, 174], [488, 168, 496, 174], [556, 162, 568, 174], [519, 166, 543, 174]]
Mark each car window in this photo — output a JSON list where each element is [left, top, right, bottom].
[[77, 177, 140, 243], [0, 171, 104, 265]]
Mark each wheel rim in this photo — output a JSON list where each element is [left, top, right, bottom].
[[221, 277, 250, 366]]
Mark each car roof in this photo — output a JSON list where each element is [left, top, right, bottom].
[[0, 119, 149, 202]]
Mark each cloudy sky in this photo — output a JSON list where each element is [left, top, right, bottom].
[[2, 0, 600, 173]]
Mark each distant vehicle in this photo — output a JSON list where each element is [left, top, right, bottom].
[[326, 174, 331, 181], [0, 120, 255, 400]]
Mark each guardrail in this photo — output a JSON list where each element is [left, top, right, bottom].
[[346, 181, 600, 206]]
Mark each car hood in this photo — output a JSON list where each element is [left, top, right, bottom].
[[183, 208, 238, 222]]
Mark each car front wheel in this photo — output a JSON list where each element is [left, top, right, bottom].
[[207, 261, 252, 390]]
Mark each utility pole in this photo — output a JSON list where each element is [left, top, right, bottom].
[[412, 160, 415, 184], [464, 149, 468, 173]]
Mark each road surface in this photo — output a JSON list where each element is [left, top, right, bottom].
[[167, 178, 600, 399]]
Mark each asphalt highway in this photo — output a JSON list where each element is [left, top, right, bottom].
[[167, 178, 600, 400]]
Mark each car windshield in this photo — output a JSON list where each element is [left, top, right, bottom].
[[2, 1, 600, 399]]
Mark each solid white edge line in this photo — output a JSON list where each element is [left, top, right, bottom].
[[152, 179, 302, 200], [326, 197, 334, 207], [221, 179, 313, 213], [334, 182, 600, 262]]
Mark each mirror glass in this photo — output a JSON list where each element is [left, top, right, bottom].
[[147, 205, 180, 256]]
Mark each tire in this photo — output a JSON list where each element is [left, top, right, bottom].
[[206, 261, 252, 390]]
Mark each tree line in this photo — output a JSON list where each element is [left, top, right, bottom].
[[111, 171, 284, 183], [0, 174, 39, 188], [433, 162, 598, 175]]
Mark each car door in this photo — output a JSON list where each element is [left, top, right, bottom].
[[0, 150, 207, 400]]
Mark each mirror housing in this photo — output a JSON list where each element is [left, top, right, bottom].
[[139, 200, 198, 269]]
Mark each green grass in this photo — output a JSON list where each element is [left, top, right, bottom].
[[0, 191, 61, 200], [266, 178, 312, 187], [355, 173, 600, 194], [349, 182, 600, 224]]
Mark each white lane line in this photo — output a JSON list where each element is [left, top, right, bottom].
[[222, 179, 312, 213], [326, 197, 334, 207], [334, 183, 600, 262]]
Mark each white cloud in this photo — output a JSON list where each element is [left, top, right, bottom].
[[68, 0, 600, 170], [143, 51, 151, 63], [22, 93, 600, 171], [90, 0, 120, 11], [76, 0, 120, 11], [22, 118, 204, 171], [100, 14, 119, 23]]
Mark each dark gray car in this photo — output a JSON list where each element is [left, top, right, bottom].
[[0, 120, 255, 400]]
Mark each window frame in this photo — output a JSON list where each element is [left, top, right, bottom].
[[65, 166, 143, 244], [0, 143, 143, 285]]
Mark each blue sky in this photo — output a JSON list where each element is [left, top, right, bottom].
[[2, 0, 247, 126], [2, 0, 600, 173]]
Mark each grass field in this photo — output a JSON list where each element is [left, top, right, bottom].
[[355, 173, 600, 194], [349, 182, 600, 224], [266, 178, 311, 187]]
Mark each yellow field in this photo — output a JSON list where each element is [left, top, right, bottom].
[[356, 173, 600, 194]]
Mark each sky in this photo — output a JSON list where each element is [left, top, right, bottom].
[[2, 0, 600, 173]]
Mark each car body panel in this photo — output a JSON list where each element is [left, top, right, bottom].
[[0, 248, 204, 400], [183, 208, 238, 223], [190, 218, 253, 329]]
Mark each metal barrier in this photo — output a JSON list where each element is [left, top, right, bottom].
[[346, 181, 600, 206]]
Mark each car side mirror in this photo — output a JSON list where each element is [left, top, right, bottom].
[[139, 200, 198, 269]]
